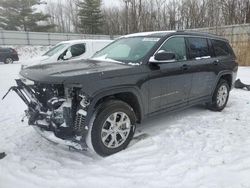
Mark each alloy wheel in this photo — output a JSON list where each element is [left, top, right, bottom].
[[216, 85, 228, 107], [5, 58, 13, 64], [101, 112, 131, 149]]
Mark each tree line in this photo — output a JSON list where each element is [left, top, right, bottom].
[[102, 0, 250, 35], [1, 0, 250, 35]]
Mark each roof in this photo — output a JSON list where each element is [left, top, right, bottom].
[[123, 31, 176, 38], [176, 31, 227, 41], [122, 30, 227, 41]]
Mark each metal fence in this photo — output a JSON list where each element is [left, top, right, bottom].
[[1, 24, 250, 65], [193, 24, 250, 66], [0, 30, 117, 46]]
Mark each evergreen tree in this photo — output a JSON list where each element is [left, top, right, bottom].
[[0, 0, 55, 32], [78, 0, 103, 34]]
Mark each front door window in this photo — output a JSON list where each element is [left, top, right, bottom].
[[159, 37, 187, 61]]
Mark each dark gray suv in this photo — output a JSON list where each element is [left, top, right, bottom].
[[0, 47, 19, 64], [4, 31, 238, 156]]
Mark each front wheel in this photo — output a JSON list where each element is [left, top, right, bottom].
[[4, 57, 13, 64], [88, 100, 136, 156], [207, 79, 230, 111]]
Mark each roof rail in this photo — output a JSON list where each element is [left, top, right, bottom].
[[176, 30, 185, 32]]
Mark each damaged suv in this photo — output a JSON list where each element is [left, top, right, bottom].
[[4, 31, 238, 156]]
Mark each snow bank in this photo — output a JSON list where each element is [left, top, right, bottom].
[[2, 45, 51, 62], [0, 65, 250, 188]]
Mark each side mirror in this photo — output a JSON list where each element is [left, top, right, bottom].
[[63, 50, 72, 60], [154, 51, 176, 61]]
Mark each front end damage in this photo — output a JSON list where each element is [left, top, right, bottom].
[[3, 79, 91, 150]]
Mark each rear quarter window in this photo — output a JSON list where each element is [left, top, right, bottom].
[[211, 39, 234, 57]]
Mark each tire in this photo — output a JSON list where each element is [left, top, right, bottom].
[[89, 100, 136, 156], [4, 57, 13, 64], [207, 79, 230, 111]]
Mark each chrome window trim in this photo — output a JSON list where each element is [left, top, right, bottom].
[[150, 34, 219, 63]]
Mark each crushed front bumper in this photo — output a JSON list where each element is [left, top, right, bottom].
[[3, 79, 88, 151]]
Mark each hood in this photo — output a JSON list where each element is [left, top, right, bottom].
[[20, 59, 137, 84]]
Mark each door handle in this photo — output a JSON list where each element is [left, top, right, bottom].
[[181, 64, 190, 71], [213, 59, 220, 65]]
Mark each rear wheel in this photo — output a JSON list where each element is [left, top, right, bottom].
[[4, 57, 13, 64], [207, 79, 230, 111], [88, 100, 136, 156]]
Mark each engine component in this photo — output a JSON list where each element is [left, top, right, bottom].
[[74, 109, 87, 135], [73, 94, 90, 135], [3, 80, 87, 140], [80, 95, 90, 108]]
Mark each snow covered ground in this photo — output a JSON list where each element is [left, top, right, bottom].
[[0, 64, 250, 188]]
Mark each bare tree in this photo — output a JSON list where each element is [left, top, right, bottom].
[[46, 0, 79, 33], [43, 0, 250, 35]]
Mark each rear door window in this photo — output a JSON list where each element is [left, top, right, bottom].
[[186, 37, 210, 60], [211, 39, 234, 57]]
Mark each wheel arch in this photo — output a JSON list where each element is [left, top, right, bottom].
[[213, 71, 233, 94], [86, 87, 144, 126], [220, 74, 233, 89]]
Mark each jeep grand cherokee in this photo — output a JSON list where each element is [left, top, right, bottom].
[[4, 31, 238, 156]]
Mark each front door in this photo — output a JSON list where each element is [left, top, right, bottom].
[[148, 37, 193, 114]]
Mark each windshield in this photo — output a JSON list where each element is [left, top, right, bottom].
[[43, 43, 67, 57], [92, 37, 160, 62]]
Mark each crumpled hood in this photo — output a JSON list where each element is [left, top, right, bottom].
[[20, 59, 135, 84]]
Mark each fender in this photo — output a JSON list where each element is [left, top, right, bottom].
[[211, 70, 233, 95], [84, 86, 145, 127]]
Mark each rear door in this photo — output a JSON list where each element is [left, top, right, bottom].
[[186, 37, 217, 101]]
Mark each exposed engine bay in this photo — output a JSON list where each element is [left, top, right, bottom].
[[3, 79, 90, 150]]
